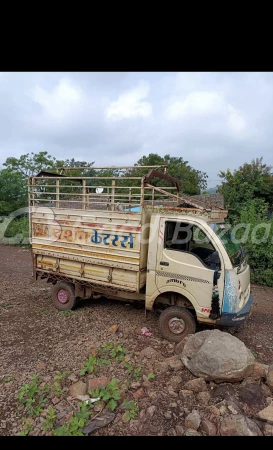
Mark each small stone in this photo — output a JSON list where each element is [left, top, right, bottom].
[[257, 404, 273, 422], [164, 411, 172, 420], [261, 383, 272, 397], [143, 380, 152, 389], [43, 376, 51, 383], [87, 376, 110, 392], [165, 356, 184, 370], [139, 347, 162, 360], [52, 397, 60, 405], [133, 388, 145, 400], [148, 390, 158, 400], [185, 428, 201, 436], [149, 425, 158, 433], [212, 384, 235, 399], [131, 382, 141, 390], [184, 378, 207, 393], [228, 404, 238, 415], [68, 381, 87, 398], [266, 397, 273, 406], [185, 410, 201, 431], [139, 409, 146, 422], [264, 423, 273, 436], [146, 405, 156, 418], [68, 374, 78, 383], [251, 362, 269, 380], [219, 405, 228, 415], [170, 375, 183, 389], [196, 391, 211, 405], [179, 389, 195, 406], [36, 361, 46, 371], [205, 405, 221, 416], [220, 415, 262, 436], [238, 383, 266, 410], [175, 425, 185, 436], [154, 362, 169, 374], [201, 419, 217, 436], [108, 324, 119, 334]]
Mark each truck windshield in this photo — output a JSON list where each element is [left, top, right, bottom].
[[209, 223, 245, 267]]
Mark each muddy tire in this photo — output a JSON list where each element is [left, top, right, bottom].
[[52, 282, 76, 311], [158, 306, 196, 342]]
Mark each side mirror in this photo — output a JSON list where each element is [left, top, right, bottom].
[[210, 250, 220, 266]]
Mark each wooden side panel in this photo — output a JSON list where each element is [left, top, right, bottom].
[[31, 207, 147, 292]]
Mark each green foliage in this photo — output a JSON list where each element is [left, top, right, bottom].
[[123, 362, 141, 381], [0, 375, 13, 382], [108, 344, 127, 361], [80, 344, 128, 376], [52, 381, 65, 397], [122, 400, 139, 421], [122, 153, 207, 195], [43, 406, 56, 431], [0, 169, 27, 214], [53, 401, 93, 436], [80, 356, 99, 375], [57, 310, 73, 317], [17, 375, 48, 416], [4, 215, 29, 238], [218, 157, 273, 222], [0, 302, 12, 309], [54, 371, 68, 381], [236, 198, 273, 286], [20, 418, 33, 436], [147, 372, 155, 381], [3, 151, 57, 178], [89, 378, 121, 411]]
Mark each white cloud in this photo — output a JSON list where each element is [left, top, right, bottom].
[[105, 81, 152, 121], [227, 105, 247, 134], [30, 78, 83, 119], [165, 89, 247, 135], [166, 91, 225, 120]]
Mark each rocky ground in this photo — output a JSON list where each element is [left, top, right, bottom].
[[0, 245, 273, 436]]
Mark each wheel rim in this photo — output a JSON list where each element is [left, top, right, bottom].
[[168, 317, 186, 334], [57, 289, 69, 304]]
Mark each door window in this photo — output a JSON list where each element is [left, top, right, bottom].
[[164, 221, 219, 269]]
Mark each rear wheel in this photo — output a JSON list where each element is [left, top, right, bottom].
[[52, 282, 76, 311], [158, 306, 196, 342]]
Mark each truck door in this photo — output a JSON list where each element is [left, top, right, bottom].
[[156, 218, 224, 316]]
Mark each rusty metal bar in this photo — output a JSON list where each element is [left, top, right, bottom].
[[56, 179, 60, 208], [111, 179, 116, 211], [58, 165, 168, 171]]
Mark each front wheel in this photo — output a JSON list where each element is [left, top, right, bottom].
[[52, 282, 76, 311], [158, 306, 196, 342]]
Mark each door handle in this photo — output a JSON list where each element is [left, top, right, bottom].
[[160, 261, 169, 266]]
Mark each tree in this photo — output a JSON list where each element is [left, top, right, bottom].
[[3, 151, 57, 177], [0, 169, 27, 214], [218, 157, 273, 221], [122, 153, 207, 195]]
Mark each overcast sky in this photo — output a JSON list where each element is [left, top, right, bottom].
[[0, 71, 272, 187]]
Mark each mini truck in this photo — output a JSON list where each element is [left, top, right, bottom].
[[28, 165, 253, 342]]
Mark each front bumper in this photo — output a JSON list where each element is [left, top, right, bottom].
[[217, 292, 254, 327]]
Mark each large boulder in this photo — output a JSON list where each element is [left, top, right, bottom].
[[181, 330, 255, 382]]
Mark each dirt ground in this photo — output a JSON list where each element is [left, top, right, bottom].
[[0, 245, 273, 436]]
